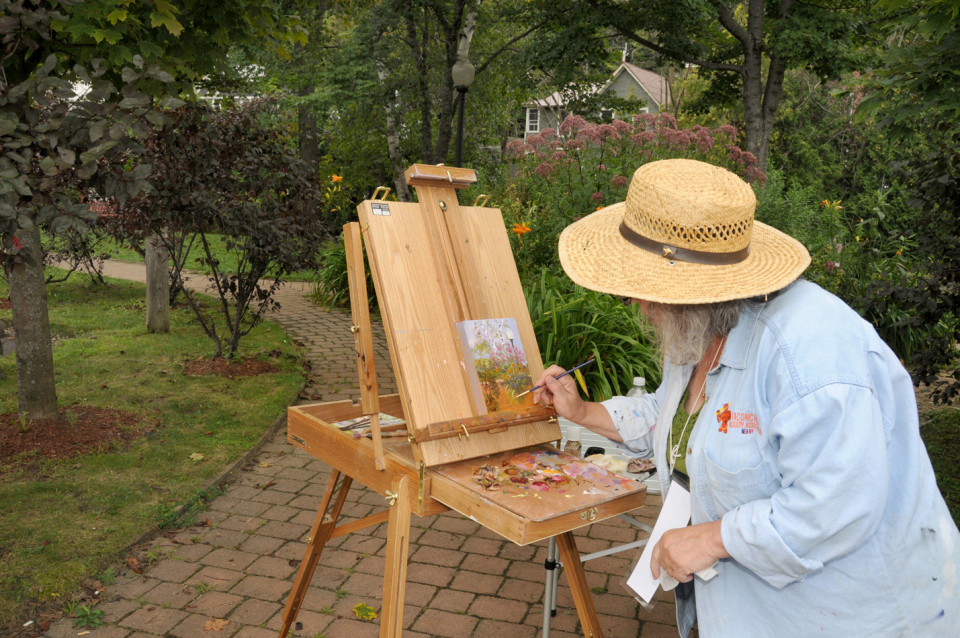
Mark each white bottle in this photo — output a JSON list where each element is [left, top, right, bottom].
[[563, 426, 582, 457], [625, 377, 647, 398]]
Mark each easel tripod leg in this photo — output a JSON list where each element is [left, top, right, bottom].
[[542, 536, 559, 638], [279, 471, 354, 638], [556, 531, 604, 638], [380, 476, 412, 638]]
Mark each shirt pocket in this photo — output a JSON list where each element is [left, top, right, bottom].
[[699, 453, 780, 518]]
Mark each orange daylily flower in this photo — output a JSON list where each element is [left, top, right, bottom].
[[512, 222, 532, 236], [331, 174, 343, 183]]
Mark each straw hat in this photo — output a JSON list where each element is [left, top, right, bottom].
[[558, 159, 810, 304]]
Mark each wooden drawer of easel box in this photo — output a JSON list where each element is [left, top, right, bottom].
[[287, 397, 449, 518], [288, 398, 647, 546]]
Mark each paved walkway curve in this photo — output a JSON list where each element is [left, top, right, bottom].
[[42, 260, 675, 638]]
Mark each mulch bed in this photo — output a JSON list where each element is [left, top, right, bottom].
[[182, 355, 279, 379], [0, 407, 149, 462]]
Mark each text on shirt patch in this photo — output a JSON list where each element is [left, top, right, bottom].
[[716, 404, 762, 435]]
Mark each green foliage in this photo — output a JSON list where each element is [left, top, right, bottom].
[[53, 0, 306, 91], [526, 269, 660, 401], [0, 45, 181, 260], [859, 0, 960, 138], [921, 409, 960, 527], [71, 605, 104, 629], [311, 237, 378, 313]]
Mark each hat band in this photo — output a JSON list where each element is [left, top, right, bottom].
[[619, 221, 750, 265]]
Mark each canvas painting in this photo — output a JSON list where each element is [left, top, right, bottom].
[[456, 318, 536, 415]]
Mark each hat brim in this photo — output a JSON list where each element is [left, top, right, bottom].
[[558, 203, 811, 304]]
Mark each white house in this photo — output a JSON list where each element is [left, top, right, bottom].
[[521, 62, 671, 139]]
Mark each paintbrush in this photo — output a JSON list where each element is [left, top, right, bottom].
[[512, 358, 596, 400]]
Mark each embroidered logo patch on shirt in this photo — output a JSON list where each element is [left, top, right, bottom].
[[716, 404, 762, 435]]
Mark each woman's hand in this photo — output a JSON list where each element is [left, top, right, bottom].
[[651, 520, 730, 583], [533, 365, 586, 422]]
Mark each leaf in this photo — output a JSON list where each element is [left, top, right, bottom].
[[203, 618, 229, 632], [58, 148, 76, 166], [158, 96, 186, 109], [353, 603, 378, 621], [39, 156, 56, 174], [107, 9, 128, 24], [0, 114, 18, 136], [79, 140, 118, 164], [36, 54, 57, 79], [189, 453, 205, 461], [574, 368, 589, 397], [150, 10, 184, 37], [90, 120, 107, 143], [120, 67, 140, 84], [145, 110, 165, 126]]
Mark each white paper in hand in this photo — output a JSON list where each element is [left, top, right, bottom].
[[625, 481, 692, 602]]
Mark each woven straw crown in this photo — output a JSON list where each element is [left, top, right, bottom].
[[558, 159, 811, 304], [623, 160, 755, 255]]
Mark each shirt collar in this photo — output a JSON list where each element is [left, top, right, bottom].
[[719, 301, 765, 371]]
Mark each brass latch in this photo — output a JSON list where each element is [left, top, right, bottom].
[[580, 508, 598, 521], [458, 424, 470, 439]]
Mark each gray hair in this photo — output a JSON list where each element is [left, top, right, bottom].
[[648, 300, 743, 366]]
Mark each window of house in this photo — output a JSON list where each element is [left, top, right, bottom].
[[526, 108, 539, 134], [601, 109, 615, 122]]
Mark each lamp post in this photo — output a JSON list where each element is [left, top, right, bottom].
[[451, 59, 475, 168]]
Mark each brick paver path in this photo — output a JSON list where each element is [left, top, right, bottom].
[[44, 260, 677, 638]]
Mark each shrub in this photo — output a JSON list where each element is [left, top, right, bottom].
[[526, 269, 661, 400], [501, 114, 763, 284], [117, 99, 333, 358]]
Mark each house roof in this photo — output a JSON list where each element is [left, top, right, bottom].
[[618, 62, 671, 106], [524, 63, 670, 110]]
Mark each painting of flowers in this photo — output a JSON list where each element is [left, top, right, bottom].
[[456, 318, 536, 415]]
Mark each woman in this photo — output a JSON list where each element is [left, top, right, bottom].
[[533, 159, 959, 637]]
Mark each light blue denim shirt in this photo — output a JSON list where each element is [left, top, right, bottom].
[[603, 280, 960, 637]]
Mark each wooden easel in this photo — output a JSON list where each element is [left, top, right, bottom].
[[279, 165, 648, 638]]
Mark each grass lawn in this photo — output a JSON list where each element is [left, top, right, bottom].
[[99, 234, 317, 283], [921, 408, 960, 528], [0, 272, 304, 624]]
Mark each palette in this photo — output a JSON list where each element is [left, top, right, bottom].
[[430, 445, 640, 529]]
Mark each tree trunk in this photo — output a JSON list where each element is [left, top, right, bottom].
[[740, 0, 765, 169], [7, 218, 58, 420], [436, 0, 475, 164], [145, 233, 170, 333], [377, 64, 413, 202], [298, 86, 319, 175], [403, 6, 436, 164]]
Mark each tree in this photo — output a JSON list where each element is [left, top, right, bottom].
[[117, 100, 332, 358], [526, 0, 874, 169], [0, 1, 182, 420]]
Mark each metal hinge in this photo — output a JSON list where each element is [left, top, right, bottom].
[[418, 461, 425, 512]]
